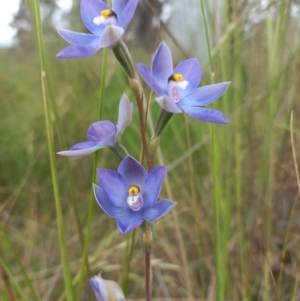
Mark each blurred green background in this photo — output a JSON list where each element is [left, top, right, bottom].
[[1, 0, 300, 300]]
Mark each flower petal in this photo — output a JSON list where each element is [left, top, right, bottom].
[[89, 276, 109, 301], [136, 63, 165, 95], [57, 28, 98, 45], [173, 58, 202, 97], [57, 141, 104, 156], [142, 200, 176, 222], [80, 0, 108, 36], [118, 156, 148, 189], [112, 0, 127, 17], [117, 212, 143, 234], [156, 95, 183, 113], [93, 184, 131, 218], [87, 121, 116, 143], [99, 25, 124, 48], [179, 104, 228, 124], [151, 42, 173, 90], [118, 0, 139, 31], [115, 94, 133, 143], [181, 82, 231, 106], [143, 166, 167, 207], [56, 43, 101, 59], [97, 169, 128, 207]]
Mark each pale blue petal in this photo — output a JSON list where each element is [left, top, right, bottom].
[[80, 0, 108, 36], [142, 200, 176, 222], [97, 169, 128, 207], [93, 184, 131, 218], [98, 25, 124, 47], [89, 276, 109, 301], [57, 28, 98, 45], [112, 0, 127, 17], [156, 96, 183, 113], [143, 166, 167, 208], [136, 63, 165, 95], [118, 0, 139, 31], [87, 121, 116, 143], [173, 58, 201, 97], [180, 82, 231, 106], [56, 42, 101, 59], [115, 94, 133, 143], [151, 42, 173, 90], [117, 212, 143, 234], [118, 156, 147, 189], [57, 142, 104, 157], [179, 104, 228, 124]]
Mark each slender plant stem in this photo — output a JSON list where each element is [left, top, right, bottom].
[[77, 48, 108, 297], [0, 225, 39, 301], [143, 225, 153, 301], [200, 1, 226, 300], [200, 0, 213, 72], [0, 258, 17, 301], [145, 251, 151, 301], [122, 230, 136, 295], [184, 115, 205, 295], [0, 258, 30, 301], [31, 1, 75, 300]]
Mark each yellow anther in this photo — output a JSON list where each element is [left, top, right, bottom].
[[169, 73, 184, 82], [101, 9, 115, 18], [128, 185, 140, 195]]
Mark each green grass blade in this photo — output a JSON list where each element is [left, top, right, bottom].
[[29, 0, 75, 300]]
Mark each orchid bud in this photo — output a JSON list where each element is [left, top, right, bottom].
[[90, 275, 126, 301]]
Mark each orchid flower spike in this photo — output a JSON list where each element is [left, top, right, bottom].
[[137, 41, 230, 124], [56, 0, 138, 59], [90, 274, 126, 301], [57, 94, 133, 157], [94, 156, 176, 234]]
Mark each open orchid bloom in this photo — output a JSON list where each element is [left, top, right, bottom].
[[137, 41, 230, 124], [57, 94, 133, 157], [56, 0, 138, 58], [90, 275, 126, 301], [93, 156, 176, 234]]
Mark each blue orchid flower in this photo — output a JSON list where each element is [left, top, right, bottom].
[[57, 0, 138, 59], [90, 275, 125, 301], [57, 94, 133, 157], [93, 156, 176, 234], [137, 41, 230, 124]]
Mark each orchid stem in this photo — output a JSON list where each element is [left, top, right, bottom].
[[143, 225, 152, 301], [122, 230, 136, 295], [145, 251, 151, 301]]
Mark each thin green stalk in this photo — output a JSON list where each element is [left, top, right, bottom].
[[0, 284, 10, 301], [31, 1, 75, 300], [0, 259, 30, 301], [0, 224, 39, 301], [122, 230, 136, 295], [77, 47, 108, 297], [231, 0, 246, 298], [184, 115, 205, 296], [277, 112, 300, 292], [200, 1, 226, 299], [200, 0, 213, 72], [143, 225, 152, 301], [211, 125, 224, 301], [26, 0, 88, 277], [262, 1, 287, 299], [218, 4, 234, 296], [45, 68, 87, 267]]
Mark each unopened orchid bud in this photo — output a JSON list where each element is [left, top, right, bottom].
[[90, 275, 126, 301]]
